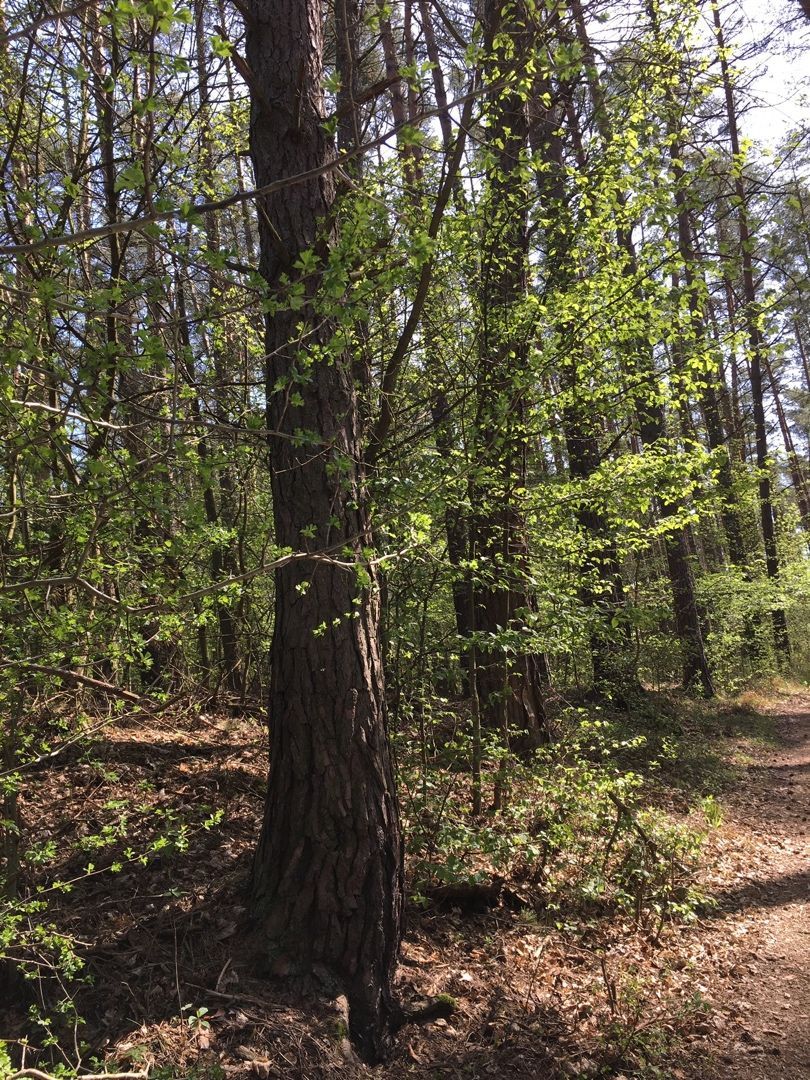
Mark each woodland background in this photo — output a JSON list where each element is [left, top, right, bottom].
[[1, 0, 810, 1075]]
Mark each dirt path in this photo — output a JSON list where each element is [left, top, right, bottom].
[[696, 693, 810, 1078]]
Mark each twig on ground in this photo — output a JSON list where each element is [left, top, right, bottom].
[[185, 983, 286, 1011]]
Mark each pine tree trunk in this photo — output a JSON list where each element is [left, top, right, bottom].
[[767, 358, 810, 537], [713, 2, 790, 662], [245, 0, 402, 1061]]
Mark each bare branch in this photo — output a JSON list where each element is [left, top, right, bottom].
[[0, 88, 490, 258]]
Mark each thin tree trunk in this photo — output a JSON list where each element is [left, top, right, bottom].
[[795, 321, 810, 395], [531, 49, 640, 705], [766, 358, 810, 538], [416, 1, 472, 694], [431, 390, 472, 691], [194, 0, 244, 695], [713, 1, 790, 662]]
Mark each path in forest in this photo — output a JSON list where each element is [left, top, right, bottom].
[[696, 692, 810, 1078]]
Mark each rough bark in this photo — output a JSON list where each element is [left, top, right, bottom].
[[245, 0, 403, 1062]]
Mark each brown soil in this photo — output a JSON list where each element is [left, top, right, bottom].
[[1, 689, 808, 1079], [688, 692, 810, 1079]]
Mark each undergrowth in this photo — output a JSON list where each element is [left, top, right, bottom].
[[400, 705, 720, 935], [0, 686, 790, 1077]]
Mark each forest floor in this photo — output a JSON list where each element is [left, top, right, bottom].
[[1, 684, 808, 1079], [684, 689, 810, 1079]]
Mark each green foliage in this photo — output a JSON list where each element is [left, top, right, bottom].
[[402, 711, 715, 930], [599, 976, 711, 1077], [182, 1004, 211, 1031], [0, 745, 224, 1077], [0, 0, 808, 1069]]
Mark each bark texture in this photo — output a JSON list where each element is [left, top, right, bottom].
[[245, 0, 402, 1062]]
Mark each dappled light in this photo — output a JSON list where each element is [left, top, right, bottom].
[[1, 0, 809, 1077]]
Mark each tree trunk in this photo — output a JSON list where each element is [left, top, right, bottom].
[[713, 2, 790, 662], [530, 55, 641, 706], [194, 0, 244, 696], [245, 0, 403, 1061], [431, 389, 472, 692], [472, 0, 549, 746], [565, 0, 712, 695], [764, 354, 810, 538]]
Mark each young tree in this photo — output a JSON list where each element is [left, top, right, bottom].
[[566, 0, 714, 696]]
